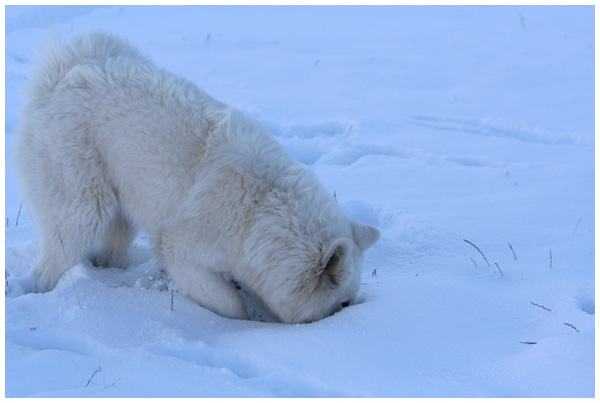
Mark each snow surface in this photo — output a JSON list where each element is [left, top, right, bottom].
[[4, 5, 595, 398]]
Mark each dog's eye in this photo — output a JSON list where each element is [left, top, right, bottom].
[[341, 301, 350, 308]]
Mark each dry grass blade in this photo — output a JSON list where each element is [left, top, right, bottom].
[[494, 262, 504, 277], [56, 225, 82, 309], [86, 366, 102, 387], [508, 241, 517, 260], [464, 239, 490, 267], [563, 323, 580, 333], [530, 302, 551, 312]]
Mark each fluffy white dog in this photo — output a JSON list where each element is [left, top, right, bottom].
[[15, 31, 380, 324]]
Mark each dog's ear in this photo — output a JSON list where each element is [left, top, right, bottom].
[[351, 221, 380, 252], [319, 238, 353, 289]]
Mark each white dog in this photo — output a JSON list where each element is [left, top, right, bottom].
[[15, 31, 380, 324]]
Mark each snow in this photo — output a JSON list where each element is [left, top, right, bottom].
[[4, 5, 595, 398]]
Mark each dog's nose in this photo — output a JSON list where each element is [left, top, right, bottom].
[[341, 301, 350, 308]]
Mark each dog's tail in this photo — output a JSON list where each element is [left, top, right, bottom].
[[24, 30, 149, 101]]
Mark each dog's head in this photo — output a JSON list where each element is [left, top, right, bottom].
[[279, 219, 380, 324], [243, 204, 380, 324]]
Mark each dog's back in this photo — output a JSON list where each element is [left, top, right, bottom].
[[24, 31, 148, 102]]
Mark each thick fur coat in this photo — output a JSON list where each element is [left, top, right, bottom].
[[15, 31, 380, 324]]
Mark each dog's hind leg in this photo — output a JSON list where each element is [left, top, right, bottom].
[[94, 209, 137, 269], [28, 175, 119, 293]]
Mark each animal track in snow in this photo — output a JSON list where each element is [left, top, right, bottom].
[[7, 327, 101, 357], [149, 340, 261, 379], [5, 5, 108, 33], [148, 339, 338, 396], [406, 115, 592, 146], [444, 156, 527, 172], [315, 144, 409, 166], [263, 120, 349, 139], [445, 156, 498, 168], [575, 283, 594, 315], [263, 119, 411, 166], [262, 120, 350, 165]]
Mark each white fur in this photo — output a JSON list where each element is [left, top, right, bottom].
[[14, 31, 380, 324]]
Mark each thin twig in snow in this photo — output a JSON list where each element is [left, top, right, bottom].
[[563, 322, 579, 333], [464, 239, 490, 267], [508, 241, 517, 260], [103, 379, 121, 389], [563, 323, 580, 333], [85, 366, 102, 387], [530, 301, 551, 312], [344, 124, 353, 138], [344, 125, 354, 138], [15, 203, 22, 227], [572, 217, 582, 235]]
